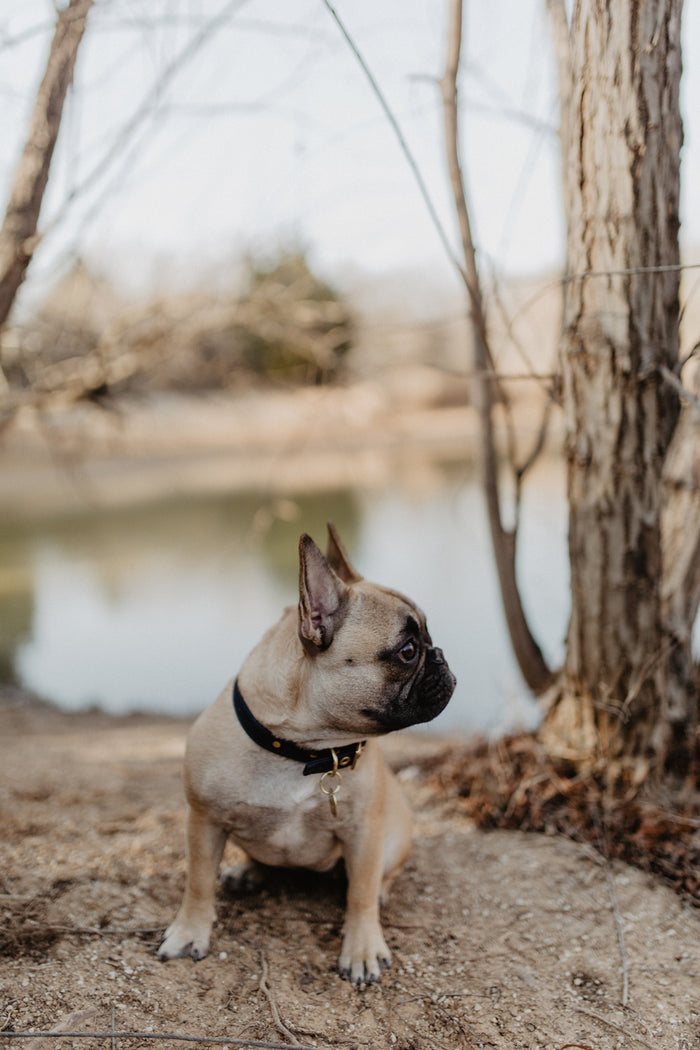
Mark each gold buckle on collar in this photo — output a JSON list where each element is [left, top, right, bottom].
[[351, 741, 364, 769]]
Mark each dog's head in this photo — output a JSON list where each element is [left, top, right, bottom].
[[297, 523, 456, 735]]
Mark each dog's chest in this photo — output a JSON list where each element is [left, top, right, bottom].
[[219, 772, 341, 870]]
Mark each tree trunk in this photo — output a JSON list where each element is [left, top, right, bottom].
[[661, 370, 700, 661], [543, 0, 696, 769], [0, 0, 92, 333]]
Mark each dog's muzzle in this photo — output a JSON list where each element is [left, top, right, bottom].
[[365, 645, 457, 732], [418, 646, 456, 712]]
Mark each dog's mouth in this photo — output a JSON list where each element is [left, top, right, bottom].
[[362, 646, 456, 732]]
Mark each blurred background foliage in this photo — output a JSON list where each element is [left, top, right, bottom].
[[4, 247, 355, 397]]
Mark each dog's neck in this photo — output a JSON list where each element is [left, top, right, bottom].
[[232, 679, 365, 776], [236, 608, 370, 752]]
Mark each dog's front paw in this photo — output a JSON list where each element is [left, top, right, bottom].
[[158, 919, 212, 962], [338, 922, 392, 987]]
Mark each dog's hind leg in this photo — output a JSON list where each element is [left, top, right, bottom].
[[221, 856, 267, 895]]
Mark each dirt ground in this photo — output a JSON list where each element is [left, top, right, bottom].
[[1, 692, 698, 1050]]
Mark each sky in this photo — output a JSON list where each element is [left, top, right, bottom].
[[1, 0, 699, 309]]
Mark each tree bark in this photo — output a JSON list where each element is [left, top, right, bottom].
[[0, 0, 92, 333], [543, 0, 696, 767], [661, 369, 700, 653]]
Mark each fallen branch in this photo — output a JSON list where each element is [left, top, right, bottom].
[[258, 942, 301, 1047], [574, 1008, 656, 1050], [1, 1033, 323, 1049]]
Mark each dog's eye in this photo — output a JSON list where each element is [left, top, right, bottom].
[[398, 640, 418, 663]]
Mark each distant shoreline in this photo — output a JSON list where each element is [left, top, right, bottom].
[[1, 378, 560, 519]]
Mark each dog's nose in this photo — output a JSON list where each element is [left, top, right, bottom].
[[428, 646, 445, 664]]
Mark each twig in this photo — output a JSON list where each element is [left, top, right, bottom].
[[679, 338, 700, 370], [258, 942, 301, 1047], [650, 810, 700, 829], [396, 993, 485, 1004], [384, 969, 477, 1047], [16, 922, 165, 936], [43, 0, 252, 245], [438, 0, 553, 695], [659, 364, 700, 419], [563, 261, 700, 281], [488, 262, 558, 396], [504, 263, 700, 343], [0, 1034, 322, 1049], [319, 0, 467, 284], [637, 965, 700, 977], [602, 863, 629, 1007], [19, 1010, 97, 1050], [590, 808, 630, 1008], [575, 1008, 656, 1050]]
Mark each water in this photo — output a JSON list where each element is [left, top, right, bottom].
[[0, 466, 570, 735]]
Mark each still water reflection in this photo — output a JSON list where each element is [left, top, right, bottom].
[[1, 470, 570, 735]]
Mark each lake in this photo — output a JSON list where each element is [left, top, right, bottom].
[[0, 462, 571, 735]]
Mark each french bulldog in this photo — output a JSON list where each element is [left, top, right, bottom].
[[158, 522, 456, 985]]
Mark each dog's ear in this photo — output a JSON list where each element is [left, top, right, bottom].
[[325, 521, 363, 584], [298, 534, 348, 651]]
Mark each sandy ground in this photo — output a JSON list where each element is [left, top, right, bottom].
[[1, 693, 699, 1050]]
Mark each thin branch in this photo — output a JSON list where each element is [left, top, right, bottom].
[[574, 1009, 656, 1050], [590, 808, 630, 1008], [258, 941, 301, 1047], [323, 0, 555, 694], [319, 0, 467, 283], [487, 265, 561, 485], [563, 261, 700, 281], [503, 262, 700, 349], [13, 921, 165, 935], [40, 0, 252, 248], [439, 0, 553, 694], [659, 363, 700, 419], [603, 864, 629, 1007], [0, 1034, 322, 1049], [546, 0, 572, 119], [0, 19, 54, 52], [408, 75, 557, 135], [679, 339, 700, 370], [515, 394, 556, 484], [0, 0, 93, 331]]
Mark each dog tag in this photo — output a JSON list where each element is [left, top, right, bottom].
[[320, 768, 342, 818]]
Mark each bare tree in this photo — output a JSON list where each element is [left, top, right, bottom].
[[442, 0, 698, 775], [0, 0, 93, 335], [543, 0, 697, 770]]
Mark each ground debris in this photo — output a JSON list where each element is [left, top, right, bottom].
[[2, 703, 699, 1050], [411, 732, 700, 906], [0, 896, 61, 960]]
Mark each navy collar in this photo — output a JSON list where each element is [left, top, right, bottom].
[[232, 680, 365, 776]]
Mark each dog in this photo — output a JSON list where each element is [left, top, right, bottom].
[[158, 522, 456, 985]]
